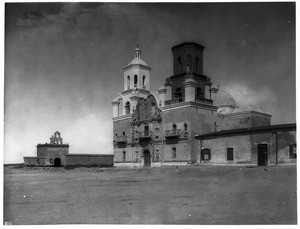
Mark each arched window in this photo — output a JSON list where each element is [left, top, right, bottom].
[[187, 55, 191, 73], [123, 151, 126, 162], [177, 57, 182, 74], [142, 75, 146, 88], [195, 87, 203, 100], [184, 122, 188, 131], [165, 85, 172, 101], [134, 75, 138, 85], [127, 75, 130, 89], [195, 57, 199, 73], [144, 125, 149, 135], [172, 123, 177, 130], [175, 88, 183, 102], [125, 101, 130, 114]]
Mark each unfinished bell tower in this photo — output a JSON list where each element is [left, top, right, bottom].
[[164, 42, 212, 103]]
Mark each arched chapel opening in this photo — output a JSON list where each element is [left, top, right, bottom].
[[53, 158, 61, 167]]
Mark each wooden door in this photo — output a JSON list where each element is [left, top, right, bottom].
[[144, 150, 151, 167], [258, 144, 268, 166]]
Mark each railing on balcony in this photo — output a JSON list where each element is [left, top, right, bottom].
[[195, 97, 213, 105], [115, 135, 127, 143], [165, 98, 213, 106], [165, 129, 181, 138], [165, 98, 184, 106], [138, 131, 153, 140]]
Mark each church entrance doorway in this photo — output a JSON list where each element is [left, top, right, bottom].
[[258, 144, 268, 166], [143, 150, 151, 167], [54, 158, 61, 167]]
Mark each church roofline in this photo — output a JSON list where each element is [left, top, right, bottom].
[[121, 88, 151, 96], [112, 113, 131, 121], [195, 123, 296, 140], [162, 101, 218, 111], [123, 63, 151, 71], [172, 42, 205, 52], [217, 110, 272, 118], [167, 72, 209, 81], [217, 105, 238, 109], [66, 154, 113, 157], [37, 144, 69, 147]]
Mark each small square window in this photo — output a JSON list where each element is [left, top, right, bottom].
[[227, 148, 233, 161], [201, 149, 211, 161]]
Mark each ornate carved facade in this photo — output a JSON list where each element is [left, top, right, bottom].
[[131, 95, 162, 123]]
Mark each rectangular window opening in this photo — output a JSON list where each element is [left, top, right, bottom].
[[201, 148, 211, 161], [172, 147, 176, 158], [227, 147, 234, 161], [122, 151, 126, 162]]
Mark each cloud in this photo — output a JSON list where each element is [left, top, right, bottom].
[[15, 3, 86, 28], [222, 82, 277, 111], [15, 3, 135, 28]]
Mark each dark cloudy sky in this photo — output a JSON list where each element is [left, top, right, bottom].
[[5, 2, 295, 163]]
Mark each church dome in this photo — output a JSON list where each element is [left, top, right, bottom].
[[214, 90, 237, 107], [126, 46, 149, 67], [128, 57, 148, 66]]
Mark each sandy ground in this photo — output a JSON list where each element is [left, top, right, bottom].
[[3, 165, 297, 225]]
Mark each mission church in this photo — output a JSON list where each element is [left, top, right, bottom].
[[112, 42, 296, 167]]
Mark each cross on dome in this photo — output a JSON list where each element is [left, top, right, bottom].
[[134, 45, 141, 58], [126, 45, 149, 67]]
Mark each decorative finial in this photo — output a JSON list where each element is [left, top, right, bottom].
[[134, 45, 141, 58]]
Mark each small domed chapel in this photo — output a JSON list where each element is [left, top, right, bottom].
[[112, 42, 296, 167]]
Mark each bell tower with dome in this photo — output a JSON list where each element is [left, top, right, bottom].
[[112, 46, 152, 117], [123, 46, 151, 91]]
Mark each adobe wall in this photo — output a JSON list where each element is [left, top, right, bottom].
[[252, 115, 271, 127], [199, 130, 296, 166], [24, 157, 46, 166], [163, 105, 216, 163], [251, 133, 274, 165], [24, 157, 38, 166], [277, 131, 296, 164], [217, 114, 251, 131], [201, 135, 252, 164], [217, 112, 271, 131], [114, 142, 162, 165], [164, 140, 191, 162], [36, 145, 69, 166], [113, 116, 132, 141], [65, 155, 113, 167]]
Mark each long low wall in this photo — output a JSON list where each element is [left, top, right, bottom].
[[65, 154, 114, 167], [24, 157, 46, 166]]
